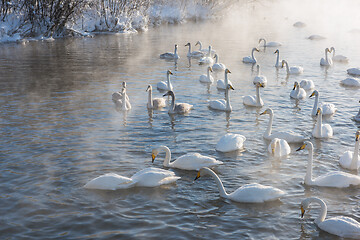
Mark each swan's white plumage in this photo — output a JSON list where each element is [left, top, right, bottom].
[[330, 47, 349, 62], [268, 138, 291, 157], [308, 35, 326, 40], [290, 81, 306, 99], [160, 44, 179, 59], [185, 42, 205, 58], [216, 133, 246, 152], [309, 90, 337, 116], [243, 82, 264, 107], [199, 46, 214, 65], [320, 48, 332, 66], [341, 78, 360, 87], [293, 21, 306, 28], [84, 173, 135, 190], [157, 70, 173, 91], [339, 131, 360, 170], [299, 79, 315, 90], [199, 66, 214, 83], [209, 84, 234, 112], [253, 65, 267, 86], [312, 108, 333, 138], [212, 54, 226, 72], [347, 68, 360, 76], [216, 68, 232, 90], [242, 48, 259, 63], [146, 85, 166, 109], [282, 60, 303, 75], [259, 38, 282, 47]]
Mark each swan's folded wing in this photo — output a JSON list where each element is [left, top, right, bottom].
[[84, 173, 134, 190]]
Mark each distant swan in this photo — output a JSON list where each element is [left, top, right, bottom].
[[146, 85, 166, 109], [290, 81, 306, 99], [217, 68, 233, 90], [199, 46, 214, 65], [347, 68, 360, 76], [312, 108, 333, 138], [199, 66, 214, 83], [195, 41, 216, 55], [216, 133, 246, 152], [243, 48, 259, 63], [282, 60, 303, 75], [309, 90, 337, 116], [341, 77, 360, 88], [209, 84, 234, 112], [260, 108, 305, 143], [274, 49, 281, 68], [212, 54, 226, 72], [112, 81, 131, 109], [259, 38, 282, 47], [194, 167, 285, 203], [320, 48, 332, 66], [157, 70, 173, 91], [299, 79, 315, 90], [160, 44, 180, 59], [307, 35, 326, 40], [293, 21, 306, 28], [163, 91, 193, 114], [185, 42, 204, 58], [296, 141, 360, 188], [84, 167, 180, 190], [339, 130, 360, 170], [300, 197, 360, 239], [243, 82, 265, 107], [151, 146, 222, 171], [268, 138, 291, 157], [330, 47, 349, 62], [253, 64, 267, 86]]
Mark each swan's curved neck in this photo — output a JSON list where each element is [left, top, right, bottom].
[[167, 73, 171, 89], [305, 145, 314, 185], [351, 139, 360, 169], [187, 44, 191, 54], [159, 146, 172, 167], [168, 93, 175, 113], [314, 112, 323, 137], [264, 112, 274, 137], [284, 61, 290, 74], [204, 169, 228, 198], [256, 85, 262, 105], [207, 68, 211, 78], [325, 49, 329, 62], [147, 88, 153, 108], [312, 94, 319, 116], [275, 51, 280, 67], [122, 89, 127, 110], [274, 141, 282, 157], [225, 87, 231, 111], [332, 48, 335, 57], [251, 49, 257, 61], [261, 38, 266, 47], [224, 71, 229, 85], [174, 46, 178, 55], [198, 42, 202, 50], [307, 197, 327, 225], [215, 55, 219, 63]]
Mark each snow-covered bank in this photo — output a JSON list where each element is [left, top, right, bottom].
[[0, 0, 234, 43]]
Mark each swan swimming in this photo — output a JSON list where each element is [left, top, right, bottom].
[[160, 44, 180, 59], [330, 47, 349, 62], [217, 68, 233, 90], [339, 130, 360, 170], [163, 91, 193, 114], [260, 108, 305, 143], [243, 82, 265, 107], [243, 48, 259, 64], [293, 21, 306, 28], [347, 68, 360, 76], [84, 167, 180, 190], [290, 81, 306, 100], [258, 38, 282, 47], [307, 35, 326, 40], [194, 167, 285, 203], [199, 46, 214, 65], [146, 85, 166, 109], [300, 197, 360, 239], [199, 66, 214, 83], [268, 138, 291, 157], [212, 54, 226, 72], [216, 133, 246, 152], [157, 70, 173, 91], [282, 60, 303, 75], [185, 42, 204, 58], [151, 146, 222, 171], [320, 48, 332, 66], [209, 84, 234, 112], [274, 49, 281, 68], [112, 81, 131, 110], [253, 64, 267, 86], [341, 77, 360, 88], [309, 90, 337, 116], [296, 141, 360, 188], [299, 79, 315, 90], [312, 107, 333, 139], [195, 41, 216, 55]]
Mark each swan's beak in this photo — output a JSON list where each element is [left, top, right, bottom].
[[274, 50, 278, 54], [292, 83, 296, 90], [168, 70, 173, 75], [259, 83, 264, 88], [255, 48, 260, 52], [146, 85, 150, 92], [229, 84, 235, 90], [301, 206, 305, 218], [260, 110, 267, 115], [356, 133, 359, 141], [209, 67, 213, 72], [272, 148, 275, 154], [194, 171, 201, 181], [152, 153, 156, 163], [195, 42, 199, 46], [309, 92, 315, 98], [316, 108, 320, 116], [296, 144, 306, 151]]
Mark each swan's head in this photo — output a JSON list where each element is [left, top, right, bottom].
[[256, 64, 260, 71], [292, 81, 299, 90], [300, 198, 312, 218], [208, 66, 213, 72], [296, 141, 313, 152], [208, 45, 212, 50], [256, 82, 264, 88], [195, 41, 201, 46], [227, 84, 234, 90], [316, 107, 322, 116], [122, 81, 127, 88], [258, 38, 266, 43], [274, 49, 279, 54], [225, 69, 231, 74], [185, 42, 190, 47], [309, 90, 319, 98], [213, 54, 218, 59], [163, 91, 174, 97], [146, 84, 152, 92], [151, 148, 160, 163], [325, 48, 331, 53], [167, 70, 173, 76], [260, 108, 273, 116], [356, 130, 360, 141], [253, 48, 260, 52], [330, 47, 335, 52], [194, 167, 212, 181], [270, 138, 280, 154]]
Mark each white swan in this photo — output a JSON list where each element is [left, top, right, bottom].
[[217, 68, 233, 90], [330, 47, 349, 62], [185, 42, 204, 58], [293, 21, 306, 28], [216, 133, 246, 152], [209, 84, 234, 112], [157, 70, 173, 91], [199, 66, 214, 83], [347, 68, 360, 76], [307, 35, 326, 40], [146, 85, 166, 109], [253, 64, 267, 86], [282, 60, 303, 75], [354, 101, 360, 122], [274, 49, 281, 68], [259, 38, 282, 47], [84, 167, 180, 190], [339, 130, 360, 170], [299, 79, 315, 90], [212, 54, 226, 72], [268, 138, 291, 157], [341, 77, 360, 88], [152, 146, 222, 171], [195, 41, 216, 55], [114, 86, 131, 111], [163, 91, 193, 114], [312, 108, 333, 138], [160, 44, 180, 59], [301, 197, 360, 239], [309, 90, 337, 116], [194, 167, 285, 203], [296, 141, 360, 187], [290, 81, 306, 100], [243, 82, 265, 107], [260, 108, 305, 143], [320, 48, 332, 66], [199, 46, 214, 65], [242, 48, 259, 64], [112, 81, 131, 109]]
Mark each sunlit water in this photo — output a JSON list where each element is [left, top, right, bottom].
[[1, 1, 360, 239]]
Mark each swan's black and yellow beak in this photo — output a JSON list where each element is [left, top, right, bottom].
[[226, 69, 231, 74], [194, 171, 201, 181], [292, 83, 296, 90], [255, 48, 260, 52], [229, 84, 235, 90], [296, 144, 306, 151], [301, 206, 305, 218], [356, 132, 360, 141], [168, 70, 173, 75], [260, 110, 267, 115], [274, 50, 278, 54], [152, 153, 156, 163], [209, 67, 213, 72], [316, 108, 320, 116], [309, 91, 315, 98]]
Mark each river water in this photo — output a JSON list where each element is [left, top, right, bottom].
[[1, 1, 360, 239]]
